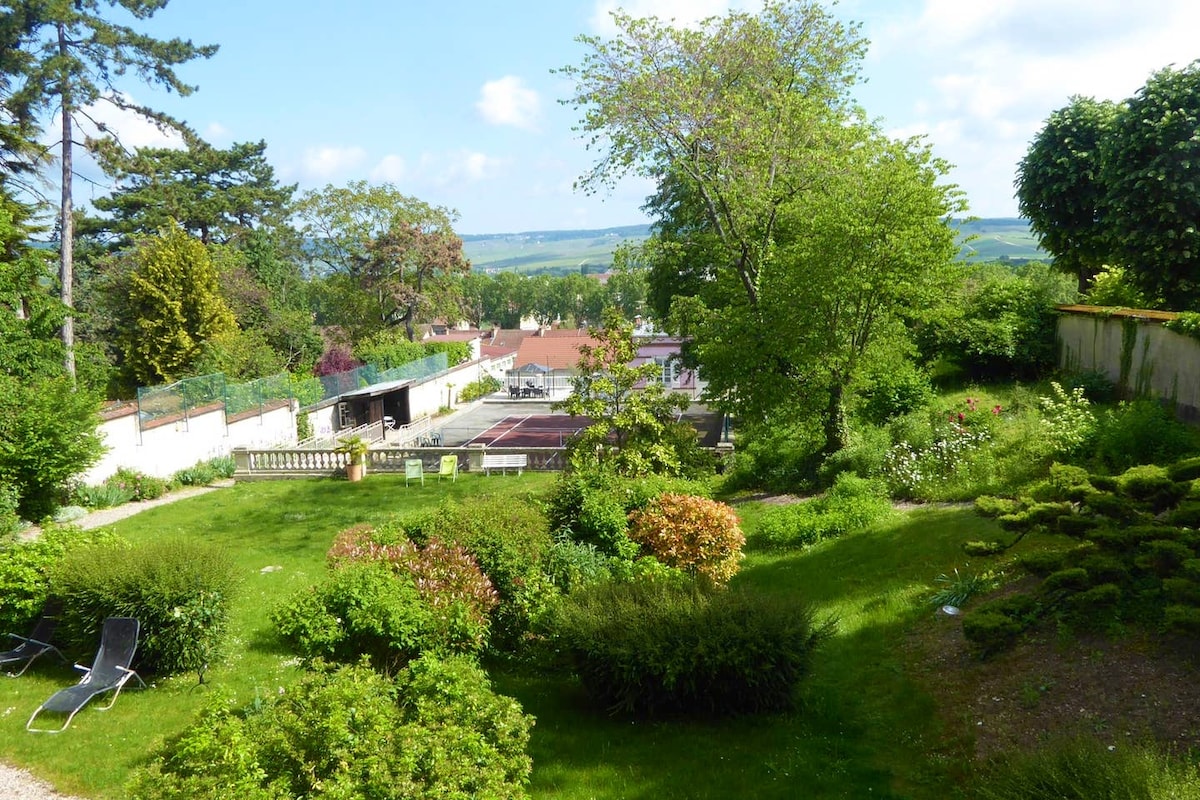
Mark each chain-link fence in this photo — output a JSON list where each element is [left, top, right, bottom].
[[224, 373, 294, 422], [314, 352, 448, 406]]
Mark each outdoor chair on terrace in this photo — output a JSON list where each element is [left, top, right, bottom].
[[1, 602, 66, 677], [438, 454, 458, 482], [405, 458, 424, 487], [27, 616, 146, 733]]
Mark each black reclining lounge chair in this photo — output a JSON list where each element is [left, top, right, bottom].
[[26, 616, 146, 733], [0, 602, 66, 677]]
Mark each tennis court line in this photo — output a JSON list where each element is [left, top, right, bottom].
[[487, 414, 532, 447]]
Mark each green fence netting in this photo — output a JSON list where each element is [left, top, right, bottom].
[[136, 373, 226, 432]]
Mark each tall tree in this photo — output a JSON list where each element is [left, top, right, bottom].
[[1102, 61, 1200, 310], [1015, 96, 1119, 293], [295, 181, 470, 341], [89, 139, 294, 246], [122, 223, 236, 385], [560, 0, 866, 312], [4, 1, 217, 378]]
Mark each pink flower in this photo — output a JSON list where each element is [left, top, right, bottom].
[[991, 405, 1002, 415]]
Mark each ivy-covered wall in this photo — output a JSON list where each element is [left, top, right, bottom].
[[1057, 305, 1200, 422]]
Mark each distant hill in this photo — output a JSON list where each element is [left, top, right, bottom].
[[461, 218, 1048, 275], [462, 225, 650, 275], [953, 218, 1048, 263]]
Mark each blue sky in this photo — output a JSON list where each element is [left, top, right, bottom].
[[65, 0, 1200, 235]]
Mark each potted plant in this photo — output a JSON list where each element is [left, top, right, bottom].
[[335, 435, 370, 482]]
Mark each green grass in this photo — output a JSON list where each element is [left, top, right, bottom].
[[1, 474, 1007, 799]]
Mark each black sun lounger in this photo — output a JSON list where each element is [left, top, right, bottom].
[[1, 602, 66, 677], [27, 616, 146, 733]]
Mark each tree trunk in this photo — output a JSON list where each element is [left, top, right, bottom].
[[822, 381, 849, 456], [58, 23, 75, 380]]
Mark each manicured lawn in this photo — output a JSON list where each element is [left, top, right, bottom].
[[0, 475, 1003, 798]]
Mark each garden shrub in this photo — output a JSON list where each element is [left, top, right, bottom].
[[1164, 604, 1200, 635], [128, 656, 533, 800], [1077, 553, 1130, 585], [1081, 491, 1141, 523], [1018, 551, 1066, 577], [1163, 578, 1200, 605], [1036, 382, 1097, 459], [545, 470, 710, 560], [1056, 515, 1100, 537], [1046, 462, 1093, 499], [547, 579, 831, 716], [1134, 540, 1194, 577], [974, 495, 1022, 518], [1167, 502, 1200, 528], [51, 537, 238, 677], [326, 525, 499, 640], [1041, 567, 1090, 593], [273, 561, 484, 670], [172, 461, 217, 487], [0, 375, 106, 520], [757, 474, 893, 550], [973, 736, 1200, 800], [543, 537, 612, 593], [1168, 456, 1200, 483], [107, 466, 169, 502], [393, 497, 556, 644], [721, 417, 823, 493], [854, 357, 933, 425], [962, 594, 1040, 657], [627, 494, 744, 586], [1091, 400, 1196, 473], [0, 524, 117, 635], [0, 484, 19, 537], [818, 425, 891, 484], [458, 374, 503, 403], [1116, 465, 1190, 513], [71, 480, 135, 509], [1065, 582, 1123, 618]]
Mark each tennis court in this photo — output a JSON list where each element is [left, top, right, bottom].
[[464, 414, 593, 448]]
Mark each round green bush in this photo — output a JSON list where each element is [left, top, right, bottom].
[[272, 562, 487, 671], [51, 537, 239, 677], [546, 579, 832, 716], [127, 656, 533, 800]]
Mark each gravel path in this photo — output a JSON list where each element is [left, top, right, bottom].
[[7, 480, 231, 798]]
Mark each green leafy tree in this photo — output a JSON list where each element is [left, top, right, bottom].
[[560, 1, 866, 312], [0, 196, 64, 381], [1102, 61, 1200, 310], [554, 308, 691, 476], [1015, 96, 1120, 294], [294, 181, 469, 341], [0, 374, 104, 519], [90, 139, 295, 246], [2, 0, 217, 378], [122, 224, 237, 385]]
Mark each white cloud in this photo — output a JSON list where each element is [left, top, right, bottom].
[[588, 0, 757, 34], [370, 154, 407, 182], [204, 122, 230, 140], [476, 76, 541, 131], [435, 150, 505, 185], [300, 146, 367, 180], [58, 94, 185, 150], [863, 0, 1200, 216]]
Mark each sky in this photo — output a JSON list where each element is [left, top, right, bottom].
[[59, 0, 1200, 235]]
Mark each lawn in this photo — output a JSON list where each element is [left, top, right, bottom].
[[0, 473, 1005, 798]]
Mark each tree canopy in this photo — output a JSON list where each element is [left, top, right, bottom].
[[1, 0, 217, 377], [1017, 60, 1200, 310], [295, 181, 469, 341]]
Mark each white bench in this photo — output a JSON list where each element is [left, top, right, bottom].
[[481, 453, 527, 475]]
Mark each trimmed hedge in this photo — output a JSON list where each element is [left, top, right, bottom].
[[50, 538, 238, 677], [546, 579, 832, 716]]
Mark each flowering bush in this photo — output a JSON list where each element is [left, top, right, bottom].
[[882, 425, 993, 499], [326, 524, 499, 643], [628, 494, 744, 586], [105, 467, 168, 502], [1037, 381, 1096, 458]]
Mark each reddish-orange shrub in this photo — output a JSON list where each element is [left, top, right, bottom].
[[628, 494, 745, 585]]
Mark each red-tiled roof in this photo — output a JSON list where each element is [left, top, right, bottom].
[[514, 331, 600, 370], [488, 329, 532, 350], [426, 329, 486, 342]]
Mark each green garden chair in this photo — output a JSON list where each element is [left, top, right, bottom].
[[438, 455, 458, 482], [405, 458, 424, 487]]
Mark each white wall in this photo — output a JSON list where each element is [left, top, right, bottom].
[[81, 401, 297, 485]]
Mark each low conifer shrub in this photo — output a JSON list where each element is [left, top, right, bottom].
[[547, 579, 831, 716]]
